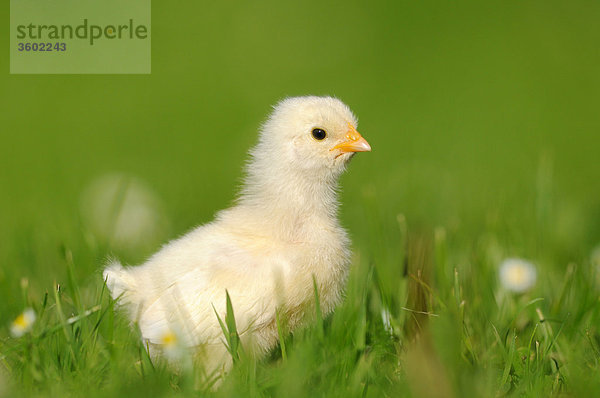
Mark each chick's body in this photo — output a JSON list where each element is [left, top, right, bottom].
[[104, 96, 371, 373]]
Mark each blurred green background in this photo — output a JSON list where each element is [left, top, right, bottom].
[[2, 0, 599, 306], [2, 0, 599, 325], [0, 0, 599, 394]]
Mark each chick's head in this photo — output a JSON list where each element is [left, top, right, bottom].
[[256, 96, 371, 180]]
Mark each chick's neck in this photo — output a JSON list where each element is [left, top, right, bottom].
[[236, 162, 342, 241]]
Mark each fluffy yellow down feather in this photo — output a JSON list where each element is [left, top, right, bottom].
[[103, 96, 371, 376]]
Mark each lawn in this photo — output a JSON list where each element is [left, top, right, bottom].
[[1, 1, 599, 397]]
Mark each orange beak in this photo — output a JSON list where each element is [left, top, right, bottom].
[[331, 123, 372, 153]]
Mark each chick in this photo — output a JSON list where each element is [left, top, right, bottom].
[[103, 96, 371, 374]]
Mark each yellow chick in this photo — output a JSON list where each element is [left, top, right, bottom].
[[103, 96, 371, 374]]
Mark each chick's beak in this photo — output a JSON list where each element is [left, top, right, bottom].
[[331, 123, 372, 153]]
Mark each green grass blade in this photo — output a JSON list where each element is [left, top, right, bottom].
[[275, 308, 287, 361], [224, 290, 241, 363], [312, 275, 324, 340]]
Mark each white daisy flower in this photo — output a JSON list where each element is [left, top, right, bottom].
[[160, 329, 178, 347], [157, 328, 184, 360], [499, 258, 537, 293], [10, 308, 36, 337]]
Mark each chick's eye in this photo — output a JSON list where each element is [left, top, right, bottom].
[[311, 128, 327, 140]]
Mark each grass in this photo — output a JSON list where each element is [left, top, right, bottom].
[[1, 0, 600, 396], [1, 172, 599, 397]]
